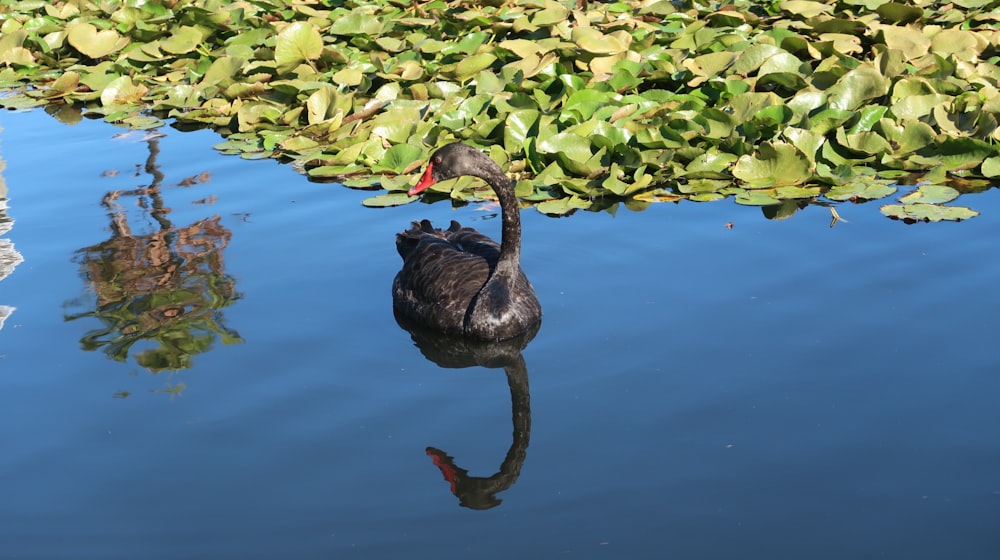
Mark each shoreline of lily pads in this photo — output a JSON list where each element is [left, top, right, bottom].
[[1, 0, 998, 222]]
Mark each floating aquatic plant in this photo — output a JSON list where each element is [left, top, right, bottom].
[[1, 0, 998, 222]]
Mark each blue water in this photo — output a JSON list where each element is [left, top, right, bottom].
[[0, 108, 997, 559]]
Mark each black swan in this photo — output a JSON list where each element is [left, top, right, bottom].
[[392, 143, 542, 341]]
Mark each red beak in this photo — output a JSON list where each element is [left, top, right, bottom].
[[408, 161, 435, 196]]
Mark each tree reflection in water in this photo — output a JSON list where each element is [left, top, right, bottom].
[[65, 133, 242, 389], [396, 311, 538, 510], [1, 127, 25, 333]]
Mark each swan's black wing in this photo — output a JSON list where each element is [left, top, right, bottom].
[[392, 220, 499, 335]]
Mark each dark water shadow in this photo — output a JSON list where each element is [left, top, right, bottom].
[[395, 310, 538, 510]]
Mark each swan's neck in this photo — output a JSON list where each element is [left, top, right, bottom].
[[481, 166, 521, 276]]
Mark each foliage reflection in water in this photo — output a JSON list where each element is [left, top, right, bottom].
[[0, 166, 23, 331], [396, 311, 537, 510], [63, 132, 243, 384]]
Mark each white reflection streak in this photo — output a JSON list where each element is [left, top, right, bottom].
[[0, 132, 25, 331]]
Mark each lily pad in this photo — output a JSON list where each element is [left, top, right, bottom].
[[275, 22, 323, 75], [982, 156, 1000, 178], [825, 179, 897, 201], [100, 76, 147, 106], [362, 192, 415, 207], [161, 26, 203, 55], [66, 22, 128, 59], [898, 184, 960, 205], [536, 196, 592, 216], [880, 203, 979, 223], [733, 142, 812, 188], [373, 144, 424, 173], [1, 0, 998, 223]]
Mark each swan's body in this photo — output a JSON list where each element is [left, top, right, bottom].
[[392, 143, 541, 341]]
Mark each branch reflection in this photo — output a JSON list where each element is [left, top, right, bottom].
[[65, 133, 242, 389], [396, 311, 538, 510]]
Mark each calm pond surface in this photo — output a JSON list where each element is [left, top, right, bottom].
[[0, 107, 998, 560]]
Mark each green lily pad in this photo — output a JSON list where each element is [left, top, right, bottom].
[[982, 156, 1000, 178], [826, 65, 888, 112], [734, 189, 782, 206], [373, 143, 424, 173], [454, 53, 497, 81], [100, 76, 147, 106], [537, 132, 592, 163], [201, 56, 245, 87], [880, 203, 979, 223], [876, 2, 924, 25], [774, 185, 821, 199], [362, 192, 415, 207], [571, 27, 628, 55], [0, 94, 48, 110], [536, 196, 591, 216], [877, 24, 931, 59], [161, 26, 203, 55], [306, 86, 340, 124], [898, 184, 960, 204], [504, 109, 540, 153], [731, 44, 784, 75], [2, 0, 998, 222], [121, 114, 165, 129], [825, 179, 897, 201], [275, 22, 323, 75], [329, 13, 384, 36], [66, 22, 128, 59], [780, 0, 834, 17], [733, 142, 812, 188]]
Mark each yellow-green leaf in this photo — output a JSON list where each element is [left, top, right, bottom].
[[275, 22, 323, 75], [66, 22, 128, 59]]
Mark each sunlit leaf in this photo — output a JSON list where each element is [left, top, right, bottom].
[[571, 27, 628, 55], [898, 185, 960, 205], [201, 56, 245, 87], [374, 144, 424, 173], [329, 13, 384, 36], [161, 26, 203, 55], [837, 129, 892, 155], [454, 53, 497, 80], [780, 1, 834, 17], [100, 76, 147, 106], [826, 65, 888, 112], [1, 0, 998, 220], [306, 86, 339, 124], [875, 2, 924, 24], [536, 196, 591, 215], [734, 189, 782, 206], [531, 4, 569, 26], [66, 22, 128, 59], [504, 109, 539, 154], [732, 44, 784, 75], [877, 24, 932, 59], [733, 142, 812, 188], [880, 203, 979, 222], [982, 156, 1000, 178], [275, 22, 323, 75], [825, 180, 897, 201], [537, 133, 592, 163], [362, 192, 415, 207]]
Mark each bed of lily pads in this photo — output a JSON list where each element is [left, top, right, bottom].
[[1, 0, 998, 222]]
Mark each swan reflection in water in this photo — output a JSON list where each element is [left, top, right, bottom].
[[395, 310, 538, 510]]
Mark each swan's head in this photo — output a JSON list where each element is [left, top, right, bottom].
[[409, 143, 489, 196]]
